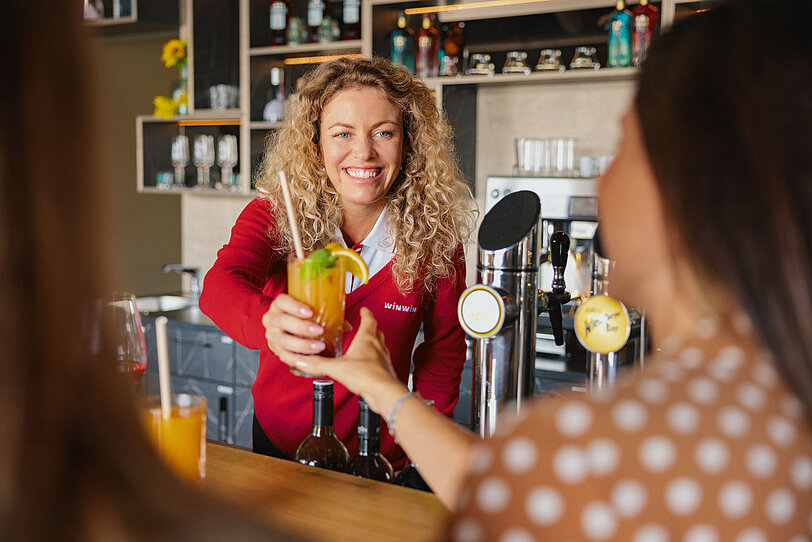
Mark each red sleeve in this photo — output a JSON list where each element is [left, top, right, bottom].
[[198, 198, 281, 350], [411, 255, 467, 418]]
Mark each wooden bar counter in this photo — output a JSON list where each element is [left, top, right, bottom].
[[205, 442, 450, 541]]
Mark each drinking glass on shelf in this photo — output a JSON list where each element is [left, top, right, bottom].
[[106, 293, 148, 388], [170, 135, 189, 188], [193, 134, 215, 188], [217, 135, 239, 190]]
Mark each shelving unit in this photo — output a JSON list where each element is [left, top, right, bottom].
[[85, 0, 179, 37], [137, 0, 719, 196]]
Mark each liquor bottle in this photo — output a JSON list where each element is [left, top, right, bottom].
[[307, 0, 327, 43], [415, 14, 439, 79], [607, 0, 632, 68], [390, 12, 415, 73], [262, 67, 285, 123], [269, 0, 290, 46], [439, 22, 464, 76], [394, 460, 432, 492], [632, 0, 658, 67], [342, 0, 360, 40], [346, 398, 394, 482], [295, 380, 349, 471]]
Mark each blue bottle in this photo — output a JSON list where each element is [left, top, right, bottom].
[[608, 0, 632, 68], [390, 12, 415, 73]]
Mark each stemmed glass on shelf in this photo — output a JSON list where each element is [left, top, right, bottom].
[[193, 134, 215, 188], [170, 135, 189, 188], [217, 134, 238, 190]]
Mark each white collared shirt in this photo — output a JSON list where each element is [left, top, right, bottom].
[[333, 208, 396, 293]]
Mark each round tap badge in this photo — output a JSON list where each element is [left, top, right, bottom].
[[574, 295, 631, 354]]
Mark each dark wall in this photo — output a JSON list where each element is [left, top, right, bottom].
[[93, 34, 183, 295]]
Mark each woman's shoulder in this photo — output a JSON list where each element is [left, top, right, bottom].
[[452, 328, 812, 541]]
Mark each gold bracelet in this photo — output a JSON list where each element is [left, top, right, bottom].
[[386, 391, 420, 440]]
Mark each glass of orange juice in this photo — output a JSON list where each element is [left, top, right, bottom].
[[141, 394, 207, 483], [287, 252, 346, 357]]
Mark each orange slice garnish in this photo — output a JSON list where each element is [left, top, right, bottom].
[[325, 242, 369, 284]]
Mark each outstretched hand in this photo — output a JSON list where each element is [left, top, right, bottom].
[[285, 307, 408, 414]]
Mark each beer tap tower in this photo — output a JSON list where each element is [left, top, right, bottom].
[[458, 191, 571, 438]]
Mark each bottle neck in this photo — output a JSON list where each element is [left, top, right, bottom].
[[397, 16, 406, 29], [312, 396, 334, 429], [616, 0, 625, 10], [357, 435, 380, 456], [422, 16, 430, 29]]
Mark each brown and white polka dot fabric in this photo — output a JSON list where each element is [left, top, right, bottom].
[[450, 317, 812, 541]]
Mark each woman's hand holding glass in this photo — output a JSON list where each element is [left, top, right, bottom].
[[280, 307, 408, 415], [261, 294, 327, 362]]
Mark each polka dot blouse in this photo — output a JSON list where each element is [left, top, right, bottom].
[[450, 315, 812, 541]]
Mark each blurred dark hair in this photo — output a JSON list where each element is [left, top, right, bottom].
[[635, 0, 812, 414], [0, 2, 295, 540]]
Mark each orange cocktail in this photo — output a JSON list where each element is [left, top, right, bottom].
[[288, 253, 346, 357], [141, 394, 207, 483]]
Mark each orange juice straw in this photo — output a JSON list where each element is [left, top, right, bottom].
[[155, 316, 172, 420], [279, 171, 305, 261]]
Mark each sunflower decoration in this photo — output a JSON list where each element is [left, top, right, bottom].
[[161, 39, 187, 68], [154, 39, 189, 118]]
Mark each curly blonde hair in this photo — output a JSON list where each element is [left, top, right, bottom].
[[256, 56, 476, 293]]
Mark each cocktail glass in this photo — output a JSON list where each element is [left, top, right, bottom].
[[287, 253, 346, 358], [141, 393, 207, 483]]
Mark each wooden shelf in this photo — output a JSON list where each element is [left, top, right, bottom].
[[369, 0, 617, 23], [249, 40, 363, 57], [249, 121, 282, 130], [85, 15, 138, 26], [139, 110, 242, 124], [424, 66, 638, 88], [141, 186, 252, 197]]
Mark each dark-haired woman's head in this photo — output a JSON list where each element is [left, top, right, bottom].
[[603, 0, 812, 412]]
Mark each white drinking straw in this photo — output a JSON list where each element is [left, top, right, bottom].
[[155, 316, 172, 420], [279, 171, 305, 261]]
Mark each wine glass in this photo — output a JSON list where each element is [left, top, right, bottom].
[[193, 134, 215, 188], [170, 135, 189, 188], [106, 293, 148, 388], [217, 135, 238, 190]]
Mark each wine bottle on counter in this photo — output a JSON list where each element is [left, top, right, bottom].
[[631, 0, 658, 67], [295, 380, 349, 472], [269, 0, 290, 45], [416, 14, 439, 78], [394, 460, 432, 492], [390, 12, 415, 73], [346, 398, 394, 482], [342, 0, 360, 40]]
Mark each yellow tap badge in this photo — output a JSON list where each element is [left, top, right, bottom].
[[574, 295, 631, 354]]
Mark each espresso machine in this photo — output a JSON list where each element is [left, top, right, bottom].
[[457, 190, 572, 438]]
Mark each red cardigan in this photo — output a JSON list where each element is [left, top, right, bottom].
[[199, 198, 467, 468]]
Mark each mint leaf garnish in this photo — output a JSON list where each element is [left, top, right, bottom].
[[300, 248, 338, 281]]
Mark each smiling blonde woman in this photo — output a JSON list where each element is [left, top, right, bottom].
[[200, 57, 477, 469]]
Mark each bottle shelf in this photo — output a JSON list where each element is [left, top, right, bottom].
[[368, 0, 617, 22], [249, 40, 363, 57], [424, 66, 638, 87]]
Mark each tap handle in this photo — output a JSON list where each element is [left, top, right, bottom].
[[548, 302, 565, 346], [550, 231, 570, 294]]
